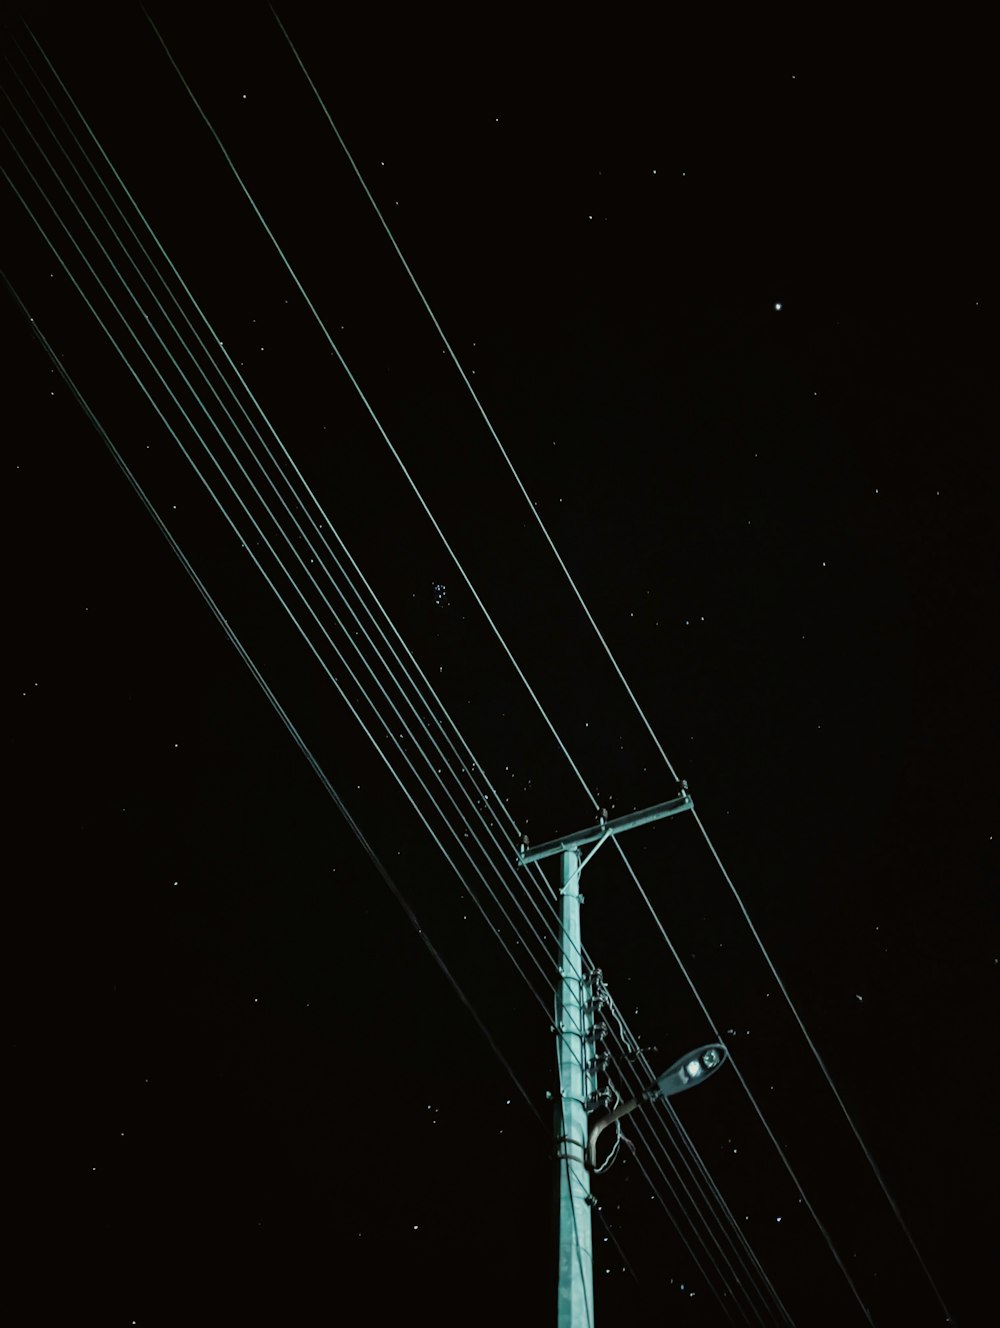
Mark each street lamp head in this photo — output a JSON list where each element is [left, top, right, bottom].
[[588, 1042, 728, 1169], [654, 1042, 728, 1099]]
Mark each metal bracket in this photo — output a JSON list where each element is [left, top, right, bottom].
[[518, 792, 693, 864]]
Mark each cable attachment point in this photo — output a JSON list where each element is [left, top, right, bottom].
[[587, 1085, 615, 1112], [586, 970, 610, 1016], [588, 1049, 612, 1074], [625, 1043, 658, 1063]]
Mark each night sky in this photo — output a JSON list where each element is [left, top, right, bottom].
[[6, 8, 994, 1326]]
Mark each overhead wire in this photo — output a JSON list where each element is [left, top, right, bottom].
[[2, 131, 560, 1034], [138, 9, 596, 806], [609, 832, 873, 1321], [0, 59, 892, 1328], [8, 18, 582, 1088], [5, 33, 828, 1328], [586, 995, 776, 1324], [614, 1104, 767, 1327], [79, 17, 858, 1316], [3, 72, 571, 1030], [8, 35, 558, 921], [266, 1, 680, 789], [130, 19, 873, 1316], [616, 1105, 741, 1326], [5, 36, 786, 1322], [10, 34, 583, 1027], [599, 1004, 794, 1326], [581, 955, 789, 1318], [1, 67, 752, 1327], [7, 61, 653, 1273], [692, 807, 954, 1321], [2, 77, 660, 1289], [598, 1010, 788, 1325], [3, 270, 542, 1127], [7, 231, 651, 1311], [9, 24, 631, 1106], [267, 13, 954, 1324]]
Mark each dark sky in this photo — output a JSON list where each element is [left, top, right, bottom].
[[6, 8, 994, 1326]]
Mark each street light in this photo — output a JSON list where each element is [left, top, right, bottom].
[[522, 794, 701, 1328], [588, 1042, 728, 1168]]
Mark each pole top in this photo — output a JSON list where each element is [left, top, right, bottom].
[[518, 791, 692, 864]]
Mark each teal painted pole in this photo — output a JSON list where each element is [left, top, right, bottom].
[[524, 791, 694, 1327], [556, 846, 594, 1328], [520, 792, 691, 865]]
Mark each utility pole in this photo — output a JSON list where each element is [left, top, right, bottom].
[[519, 790, 694, 1328]]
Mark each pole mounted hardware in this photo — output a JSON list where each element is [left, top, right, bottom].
[[540, 790, 695, 1328], [587, 1043, 728, 1169], [518, 791, 692, 867]]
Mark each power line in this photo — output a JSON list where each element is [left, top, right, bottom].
[[600, 1013, 794, 1327], [609, 838, 873, 1322], [7, 38, 626, 1152], [692, 807, 956, 1324], [139, 8, 597, 804], [269, 2, 681, 795], [4, 270, 542, 1127], [6, 263, 654, 1317], [619, 1108, 740, 1325], [17, 29, 844, 1316], [600, 1015, 792, 1324], [12, 30, 573, 991], [5, 33, 879, 1323], [9, 26, 574, 1048], [3, 76, 767, 1316], [3, 147, 559, 1029], [5, 85, 577, 1024], [269, 18, 954, 1324]]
